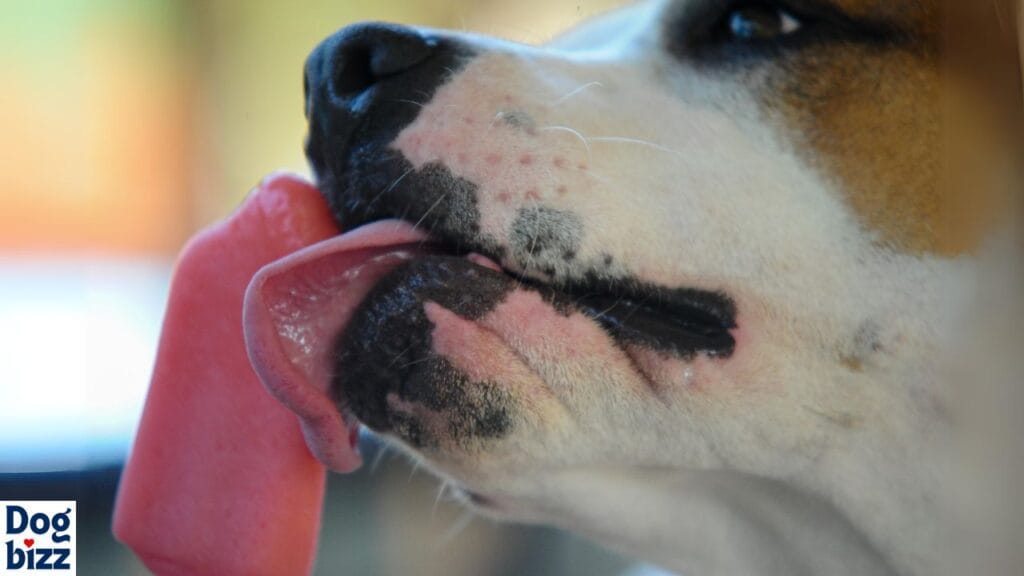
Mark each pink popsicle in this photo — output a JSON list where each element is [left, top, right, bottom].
[[113, 173, 349, 575]]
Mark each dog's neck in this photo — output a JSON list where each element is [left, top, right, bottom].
[[803, 254, 969, 576], [541, 427, 948, 576], [538, 467, 896, 576]]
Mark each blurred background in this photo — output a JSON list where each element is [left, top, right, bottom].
[[4, 2, 1019, 575], [0, 1, 671, 574]]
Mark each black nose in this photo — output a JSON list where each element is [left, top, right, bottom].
[[304, 23, 436, 118], [303, 22, 475, 230]]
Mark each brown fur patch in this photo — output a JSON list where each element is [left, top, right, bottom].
[[827, 0, 938, 36], [769, 42, 944, 253], [759, 0, 1019, 255], [757, 0, 945, 253]]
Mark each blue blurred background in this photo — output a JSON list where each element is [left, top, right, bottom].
[[0, 1, 678, 574]]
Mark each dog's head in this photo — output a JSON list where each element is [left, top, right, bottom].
[[250, 1, 1015, 573]]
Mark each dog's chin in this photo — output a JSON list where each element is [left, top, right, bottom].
[[331, 254, 522, 451]]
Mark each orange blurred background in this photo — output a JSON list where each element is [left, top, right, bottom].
[[0, 1, 189, 254], [0, 0, 622, 257]]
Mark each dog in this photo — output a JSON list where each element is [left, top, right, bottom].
[[245, 1, 1021, 574]]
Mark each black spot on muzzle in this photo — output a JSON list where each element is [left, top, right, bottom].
[[510, 206, 583, 275]]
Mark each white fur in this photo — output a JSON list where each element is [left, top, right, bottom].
[[376, 2, 978, 575]]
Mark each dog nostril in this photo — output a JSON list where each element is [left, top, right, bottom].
[[331, 46, 376, 100], [323, 23, 435, 105]]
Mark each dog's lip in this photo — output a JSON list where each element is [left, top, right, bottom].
[[243, 219, 437, 472], [499, 270, 738, 360]]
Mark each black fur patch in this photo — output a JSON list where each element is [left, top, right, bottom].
[[516, 271, 738, 360], [386, 162, 487, 243], [511, 206, 583, 257], [332, 256, 515, 448], [509, 206, 583, 276]]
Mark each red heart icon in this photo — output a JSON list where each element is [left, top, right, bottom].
[[23, 539, 34, 548]]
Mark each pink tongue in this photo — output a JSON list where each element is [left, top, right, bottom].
[[243, 219, 430, 472]]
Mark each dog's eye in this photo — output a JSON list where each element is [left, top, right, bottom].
[[673, 0, 896, 63], [723, 4, 802, 41]]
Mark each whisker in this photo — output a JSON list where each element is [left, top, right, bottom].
[[388, 98, 427, 109], [525, 229, 540, 274], [549, 81, 603, 107], [398, 356, 433, 370], [588, 136, 680, 155], [590, 296, 625, 321], [618, 293, 653, 324], [438, 511, 475, 547], [370, 442, 391, 473], [395, 204, 414, 228], [412, 191, 449, 231], [386, 343, 417, 368], [408, 460, 421, 482], [538, 125, 592, 158], [487, 110, 507, 130], [569, 291, 604, 310], [432, 481, 451, 518], [370, 166, 416, 216], [574, 167, 615, 187]]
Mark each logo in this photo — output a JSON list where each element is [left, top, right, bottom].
[[1, 502, 75, 575]]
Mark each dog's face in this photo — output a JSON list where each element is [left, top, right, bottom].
[[290, 0, 980, 572]]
